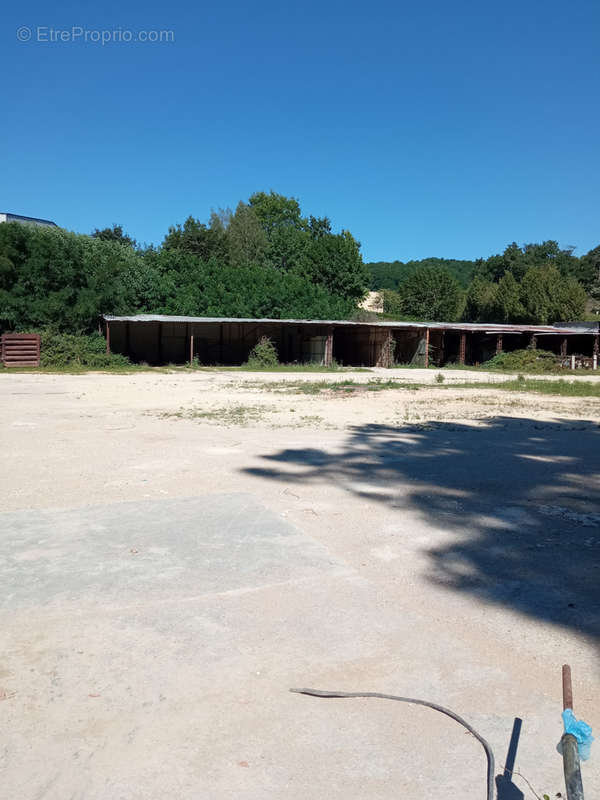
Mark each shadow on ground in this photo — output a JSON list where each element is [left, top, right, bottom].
[[244, 417, 600, 642]]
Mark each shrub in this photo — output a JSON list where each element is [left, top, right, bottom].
[[245, 336, 279, 368], [38, 330, 131, 368], [484, 348, 559, 373], [435, 372, 445, 383]]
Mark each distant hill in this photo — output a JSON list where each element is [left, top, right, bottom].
[[366, 257, 477, 290]]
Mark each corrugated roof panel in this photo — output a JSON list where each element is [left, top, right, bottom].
[[101, 314, 597, 335]]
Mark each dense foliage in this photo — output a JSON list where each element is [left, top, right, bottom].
[[1, 196, 595, 333], [0, 192, 366, 333], [372, 240, 593, 323], [381, 267, 464, 321], [368, 257, 476, 290], [39, 331, 131, 368], [484, 348, 560, 373]]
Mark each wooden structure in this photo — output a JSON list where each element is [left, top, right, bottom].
[[102, 315, 600, 368], [1, 333, 41, 367]]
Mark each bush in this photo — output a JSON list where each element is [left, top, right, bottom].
[[484, 348, 559, 373], [245, 336, 279, 368], [38, 330, 131, 368]]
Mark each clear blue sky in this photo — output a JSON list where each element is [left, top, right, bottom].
[[2, 0, 599, 262]]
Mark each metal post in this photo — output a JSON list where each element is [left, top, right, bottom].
[[424, 328, 430, 368], [106, 321, 111, 354], [571, 354, 576, 370], [496, 334, 503, 354], [459, 332, 466, 365], [561, 664, 584, 800], [189, 334, 194, 366]]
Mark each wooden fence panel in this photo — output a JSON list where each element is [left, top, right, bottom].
[[1, 334, 41, 367]]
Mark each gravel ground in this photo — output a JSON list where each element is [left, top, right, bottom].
[[1, 369, 599, 799]]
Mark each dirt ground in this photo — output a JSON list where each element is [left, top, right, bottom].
[[1, 368, 599, 799]]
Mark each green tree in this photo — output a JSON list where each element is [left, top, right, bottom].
[[398, 266, 463, 321], [0, 222, 151, 332], [518, 265, 584, 324], [248, 191, 305, 236], [580, 245, 600, 297], [227, 202, 269, 267], [555, 277, 587, 321], [380, 289, 405, 317], [162, 215, 228, 262], [474, 240, 581, 283], [491, 271, 524, 322], [92, 224, 137, 249], [302, 229, 369, 302]]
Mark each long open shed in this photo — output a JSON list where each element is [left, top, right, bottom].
[[102, 315, 600, 368]]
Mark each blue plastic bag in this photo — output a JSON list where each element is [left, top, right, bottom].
[[563, 709, 594, 761]]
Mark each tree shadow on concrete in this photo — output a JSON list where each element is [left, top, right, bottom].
[[244, 417, 600, 642]]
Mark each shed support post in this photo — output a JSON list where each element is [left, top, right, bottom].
[[459, 332, 466, 365], [219, 324, 224, 364], [325, 327, 333, 366], [594, 334, 599, 356], [157, 323, 163, 364], [561, 337, 568, 357], [106, 321, 111, 354], [530, 333, 537, 350], [189, 333, 194, 366], [424, 328, 430, 368], [496, 334, 503, 354], [126, 321, 130, 356]]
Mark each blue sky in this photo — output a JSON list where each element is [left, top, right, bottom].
[[2, 0, 599, 262]]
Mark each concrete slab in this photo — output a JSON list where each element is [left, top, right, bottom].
[[1, 494, 347, 609]]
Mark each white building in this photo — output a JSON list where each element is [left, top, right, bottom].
[[0, 212, 57, 227]]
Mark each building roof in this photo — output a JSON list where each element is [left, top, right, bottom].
[[102, 314, 598, 335], [1, 212, 58, 226]]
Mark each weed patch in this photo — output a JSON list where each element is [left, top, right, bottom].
[[163, 404, 275, 426]]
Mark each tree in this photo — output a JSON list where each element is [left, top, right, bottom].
[[308, 215, 332, 239], [474, 240, 581, 283], [248, 191, 305, 236], [519, 265, 578, 324], [398, 266, 463, 321], [162, 215, 228, 262], [302, 229, 369, 302], [0, 222, 152, 332], [463, 277, 497, 322], [555, 278, 587, 321], [491, 271, 524, 322], [92, 224, 137, 249], [227, 203, 269, 267], [580, 245, 600, 298], [367, 257, 476, 291], [381, 289, 405, 317]]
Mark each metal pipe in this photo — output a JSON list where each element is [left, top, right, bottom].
[[562, 664, 584, 800]]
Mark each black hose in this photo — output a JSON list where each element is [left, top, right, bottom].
[[290, 687, 496, 800]]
